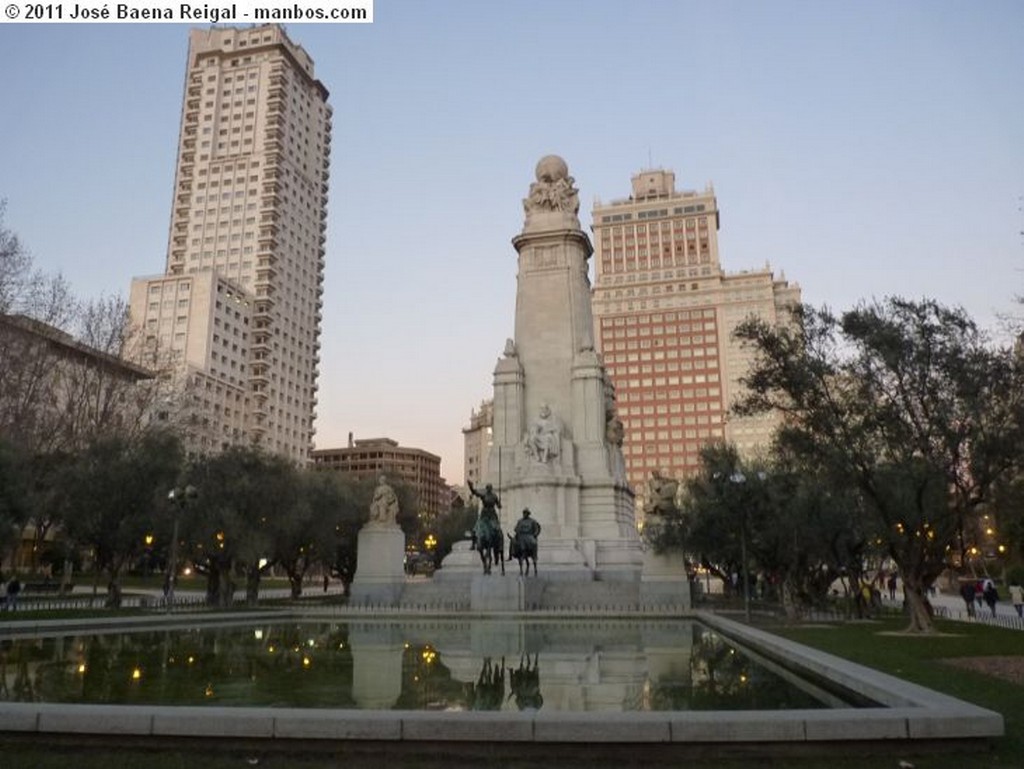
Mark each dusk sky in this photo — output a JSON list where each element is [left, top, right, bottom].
[[1, 1, 1022, 482]]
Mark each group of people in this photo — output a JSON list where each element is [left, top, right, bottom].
[[960, 578, 1005, 618], [856, 571, 1024, 621]]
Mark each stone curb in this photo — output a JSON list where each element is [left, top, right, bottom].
[[0, 610, 1004, 746]]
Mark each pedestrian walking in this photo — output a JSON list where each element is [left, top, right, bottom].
[[5, 577, 21, 611], [887, 573, 897, 601], [960, 581, 976, 618], [983, 581, 999, 618], [1009, 581, 1023, 619]]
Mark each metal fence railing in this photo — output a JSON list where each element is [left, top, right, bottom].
[[931, 604, 1024, 631]]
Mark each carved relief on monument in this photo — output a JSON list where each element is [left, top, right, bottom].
[[603, 376, 627, 483], [526, 246, 563, 270], [523, 403, 563, 465]]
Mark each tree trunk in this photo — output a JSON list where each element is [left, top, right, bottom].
[[246, 567, 260, 606], [206, 559, 235, 608], [217, 569, 234, 609], [60, 558, 73, 595], [206, 564, 220, 606], [902, 575, 935, 633], [29, 527, 44, 572], [780, 578, 801, 621], [105, 577, 122, 609]]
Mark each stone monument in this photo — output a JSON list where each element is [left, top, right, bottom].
[[350, 475, 406, 604], [443, 156, 645, 583], [639, 470, 692, 605]]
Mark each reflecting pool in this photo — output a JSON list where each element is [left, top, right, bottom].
[[0, 619, 871, 711]]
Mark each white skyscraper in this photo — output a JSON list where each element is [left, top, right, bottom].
[[130, 24, 331, 461]]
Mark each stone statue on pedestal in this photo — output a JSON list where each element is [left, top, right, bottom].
[[351, 475, 406, 604], [643, 470, 680, 518], [367, 475, 399, 527]]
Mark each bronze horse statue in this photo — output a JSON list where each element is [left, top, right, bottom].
[[508, 530, 538, 576], [474, 525, 505, 575], [508, 508, 540, 576]]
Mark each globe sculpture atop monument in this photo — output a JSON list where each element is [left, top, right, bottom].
[[535, 154, 569, 183]]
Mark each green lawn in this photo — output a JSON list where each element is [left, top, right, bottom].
[[765, 616, 1023, 768], [0, 615, 1020, 768]]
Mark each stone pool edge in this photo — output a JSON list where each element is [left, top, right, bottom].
[[0, 609, 1004, 746]]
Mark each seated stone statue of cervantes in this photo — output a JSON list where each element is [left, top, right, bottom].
[[525, 404, 562, 464]]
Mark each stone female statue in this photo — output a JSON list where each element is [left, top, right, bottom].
[[368, 475, 399, 527]]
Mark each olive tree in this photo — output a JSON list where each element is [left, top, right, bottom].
[[733, 298, 1024, 632], [56, 429, 183, 607], [183, 447, 296, 607]]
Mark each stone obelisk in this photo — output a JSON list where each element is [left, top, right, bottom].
[[486, 155, 643, 580]]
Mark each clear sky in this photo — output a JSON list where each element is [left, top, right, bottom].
[[1, 0, 1022, 483]]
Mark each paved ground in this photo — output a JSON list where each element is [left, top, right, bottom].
[[1, 580, 349, 613], [3, 577, 1022, 630], [890, 587, 1023, 625]]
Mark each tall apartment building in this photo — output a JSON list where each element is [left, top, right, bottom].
[[130, 24, 331, 461], [311, 437, 447, 519], [461, 399, 493, 488], [591, 169, 799, 508]]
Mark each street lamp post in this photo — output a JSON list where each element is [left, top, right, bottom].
[[728, 470, 767, 625], [166, 485, 196, 611], [729, 472, 752, 624]]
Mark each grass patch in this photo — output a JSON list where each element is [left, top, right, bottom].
[[769, 616, 1023, 768]]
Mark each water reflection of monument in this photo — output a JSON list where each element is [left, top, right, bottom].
[[439, 156, 688, 606], [346, 619, 696, 713], [0, 621, 841, 712], [349, 622, 405, 709]]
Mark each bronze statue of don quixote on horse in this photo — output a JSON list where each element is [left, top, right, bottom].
[[468, 481, 541, 576], [468, 480, 505, 575]]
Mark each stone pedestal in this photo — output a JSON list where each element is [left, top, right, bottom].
[[469, 575, 546, 611], [350, 525, 405, 605], [471, 574, 522, 611], [431, 540, 479, 581], [640, 548, 691, 608]]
